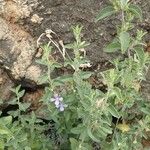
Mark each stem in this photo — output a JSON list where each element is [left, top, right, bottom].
[[127, 40, 137, 58], [48, 37, 65, 60], [121, 9, 132, 58], [47, 64, 53, 91], [17, 95, 21, 122], [121, 10, 125, 31]]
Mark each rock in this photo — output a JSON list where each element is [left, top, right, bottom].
[[0, 0, 38, 23], [0, 68, 14, 102], [23, 89, 44, 111], [31, 14, 43, 24], [0, 17, 43, 87]]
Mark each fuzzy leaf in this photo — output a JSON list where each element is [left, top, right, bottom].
[[18, 90, 25, 98], [25, 147, 31, 150], [129, 4, 142, 21], [87, 127, 100, 143], [0, 139, 4, 150], [140, 107, 150, 115], [0, 116, 12, 125], [120, 0, 129, 9], [70, 138, 80, 150], [97, 127, 108, 138], [113, 87, 122, 100], [108, 105, 120, 118], [119, 32, 130, 53], [100, 125, 112, 134], [96, 6, 116, 21], [104, 41, 120, 53], [70, 138, 92, 150], [0, 125, 10, 135], [80, 71, 93, 79], [19, 103, 31, 111], [71, 125, 85, 134], [134, 47, 145, 65], [54, 75, 73, 83]]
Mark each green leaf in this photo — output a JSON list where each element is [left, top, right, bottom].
[[8, 110, 19, 118], [0, 125, 11, 135], [18, 90, 25, 98], [70, 138, 79, 150], [38, 74, 49, 84], [108, 104, 120, 118], [53, 75, 73, 86], [80, 71, 93, 79], [0, 116, 12, 125], [87, 127, 100, 143], [70, 138, 92, 150], [18, 133, 28, 142], [101, 115, 112, 126], [65, 43, 75, 49], [100, 125, 112, 134], [0, 139, 4, 150], [54, 74, 73, 83], [120, 0, 129, 9], [25, 146, 31, 150], [134, 47, 145, 65], [129, 4, 142, 21], [71, 125, 85, 134], [97, 127, 108, 138], [64, 111, 71, 122], [72, 25, 83, 38], [113, 87, 122, 100], [10, 85, 21, 93], [19, 103, 31, 111], [52, 63, 62, 68], [104, 41, 120, 53], [16, 85, 21, 93], [79, 130, 88, 141], [140, 107, 150, 115], [96, 6, 116, 21], [78, 41, 89, 49], [119, 32, 130, 53]]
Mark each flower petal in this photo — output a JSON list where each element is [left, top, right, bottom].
[[55, 104, 60, 108], [55, 99, 60, 106], [59, 105, 64, 111]]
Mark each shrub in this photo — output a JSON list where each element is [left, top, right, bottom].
[[0, 0, 150, 149]]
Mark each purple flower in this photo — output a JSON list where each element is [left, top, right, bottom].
[[59, 103, 68, 112], [50, 93, 67, 111], [50, 94, 63, 107]]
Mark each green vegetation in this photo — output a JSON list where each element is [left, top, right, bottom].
[[0, 0, 150, 149]]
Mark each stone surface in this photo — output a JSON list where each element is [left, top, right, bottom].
[[0, 17, 39, 83], [0, 68, 14, 102]]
